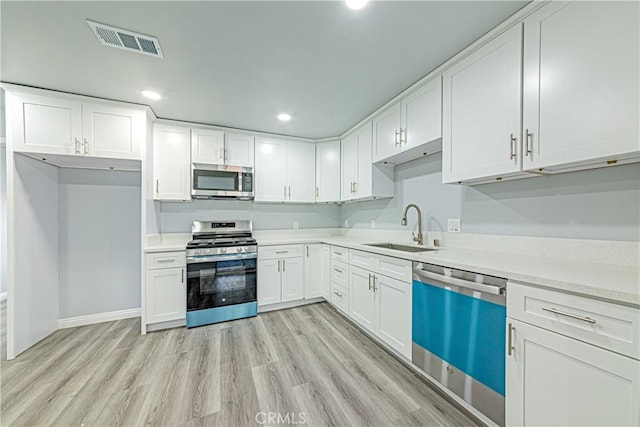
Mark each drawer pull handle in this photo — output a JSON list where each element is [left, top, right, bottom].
[[334, 251, 343, 256], [542, 307, 596, 324], [508, 323, 515, 356], [333, 268, 343, 273], [157, 258, 175, 263], [333, 291, 343, 298], [275, 251, 288, 254]]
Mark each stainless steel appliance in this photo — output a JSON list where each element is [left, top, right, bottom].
[[186, 220, 257, 327], [412, 262, 507, 426], [191, 164, 253, 200]]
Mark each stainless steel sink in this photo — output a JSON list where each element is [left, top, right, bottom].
[[364, 243, 437, 252]]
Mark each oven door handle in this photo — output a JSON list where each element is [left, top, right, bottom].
[[187, 253, 257, 263]]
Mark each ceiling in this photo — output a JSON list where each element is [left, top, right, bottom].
[[1, 1, 528, 139]]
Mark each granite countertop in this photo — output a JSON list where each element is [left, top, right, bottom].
[[146, 233, 639, 307]]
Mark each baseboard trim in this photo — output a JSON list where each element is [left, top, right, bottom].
[[258, 296, 325, 313], [58, 308, 141, 329], [0, 292, 7, 301]]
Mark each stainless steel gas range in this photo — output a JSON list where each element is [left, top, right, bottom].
[[185, 220, 257, 328]]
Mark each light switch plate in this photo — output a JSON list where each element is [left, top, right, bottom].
[[447, 218, 461, 233]]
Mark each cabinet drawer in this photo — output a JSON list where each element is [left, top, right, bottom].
[[145, 251, 186, 269], [508, 281, 640, 360], [331, 283, 348, 314], [331, 260, 349, 288], [331, 246, 349, 263], [259, 244, 303, 260], [375, 254, 412, 283], [349, 249, 376, 270]]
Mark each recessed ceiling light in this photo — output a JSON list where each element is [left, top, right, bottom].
[[345, 0, 369, 10], [277, 113, 292, 122], [141, 90, 162, 100]]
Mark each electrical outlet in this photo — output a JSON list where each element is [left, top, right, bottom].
[[370, 219, 376, 229], [293, 221, 299, 229], [447, 218, 461, 233]]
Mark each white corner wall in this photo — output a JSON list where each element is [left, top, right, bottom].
[[58, 169, 141, 318]]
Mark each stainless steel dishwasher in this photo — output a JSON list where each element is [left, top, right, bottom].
[[412, 262, 507, 426]]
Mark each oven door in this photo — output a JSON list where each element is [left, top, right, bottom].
[[187, 254, 257, 311]]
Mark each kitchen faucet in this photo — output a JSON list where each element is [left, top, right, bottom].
[[401, 204, 424, 246]]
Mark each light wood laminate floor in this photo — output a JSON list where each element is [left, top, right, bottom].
[[1, 302, 477, 426]]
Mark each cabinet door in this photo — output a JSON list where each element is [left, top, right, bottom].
[[402, 76, 442, 149], [354, 121, 373, 198], [145, 267, 186, 324], [281, 257, 304, 303], [373, 103, 401, 162], [257, 259, 281, 306], [304, 244, 323, 299], [349, 266, 375, 332], [375, 274, 412, 358], [341, 134, 357, 201], [286, 141, 316, 203], [191, 128, 225, 165], [254, 138, 287, 202], [82, 103, 143, 160], [10, 92, 82, 155], [315, 140, 341, 202], [153, 124, 191, 201], [523, 2, 640, 171], [506, 319, 640, 427], [442, 25, 523, 183], [225, 133, 254, 167], [321, 244, 331, 299]]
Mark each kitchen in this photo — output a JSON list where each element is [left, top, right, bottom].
[[1, 1, 639, 426]]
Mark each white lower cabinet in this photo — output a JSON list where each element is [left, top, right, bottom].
[[145, 251, 186, 325], [506, 318, 640, 427], [257, 245, 304, 306], [342, 249, 412, 359]]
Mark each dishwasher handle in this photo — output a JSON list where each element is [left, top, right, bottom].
[[413, 268, 505, 296]]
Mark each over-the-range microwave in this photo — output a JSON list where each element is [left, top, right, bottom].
[[191, 163, 254, 200]]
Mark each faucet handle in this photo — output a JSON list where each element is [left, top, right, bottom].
[[412, 232, 418, 242]]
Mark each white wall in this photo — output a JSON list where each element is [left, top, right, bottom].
[[58, 169, 141, 318], [159, 200, 341, 233], [341, 153, 640, 242]]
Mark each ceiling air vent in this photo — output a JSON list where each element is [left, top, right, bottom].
[[87, 20, 163, 58]]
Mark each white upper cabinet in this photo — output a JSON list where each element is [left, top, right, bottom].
[[287, 141, 316, 203], [81, 103, 144, 160], [10, 92, 82, 155], [191, 128, 225, 165], [225, 133, 255, 168], [255, 138, 315, 203], [442, 24, 524, 184], [315, 140, 341, 203], [9, 91, 144, 160], [341, 121, 394, 202], [153, 124, 191, 201], [255, 138, 288, 202], [373, 77, 442, 165], [522, 1, 640, 172], [191, 129, 255, 167]]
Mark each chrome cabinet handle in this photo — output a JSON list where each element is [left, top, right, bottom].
[[525, 129, 533, 158], [509, 134, 516, 160], [157, 258, 175, 263], [394, 129, 400, 146], [334, 251, 343, 256], [74, 137, 81, 154], [354, 181, 358, 192], [333, 291, 343, 298], [306, 246, 309, 257], [284, 185, 287, 200], [400, 128, 406, 145], [316, 186, 319, 198], [542, 307, 596, 324], [275, 250, 288, 254], [350, 181, 354, 193], [83, 138, 89, 155], [333, 268, 343, 273], [156, 179, 159, 196], [288, 186, 291, 199], [373, 275, 378, 292], [277, 259, 281, 273], [368, 274, 373, 291], [224, 148, 228, 161], [282, 259, 286, 272], [508, 323, 515, 356], [181, 268, 184, 283]]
